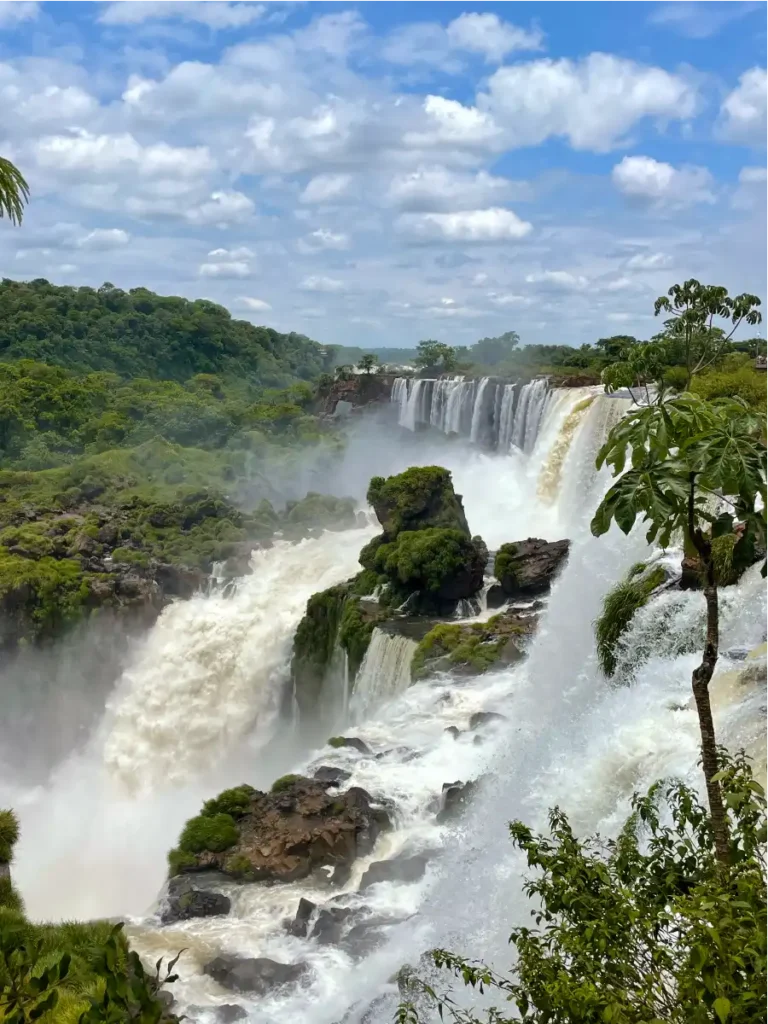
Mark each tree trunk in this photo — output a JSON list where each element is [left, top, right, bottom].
[[691, 579, 730, 866]]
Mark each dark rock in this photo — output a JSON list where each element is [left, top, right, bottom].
[[341, 920, 389, 959], [313, 766, 352, 785], [494, 538, 570, 598], [444, 726, 461, 740], [486, 583, 506, 609], [436, 780, 480, 824], [203, 956, 309, 995], [188, 1005, 247, 1024], [161, 876, 231, 924], [329, 736, 371, 755], [312, 906, 352, 945], [287, 897, 317, 938], [469, 711, 506, 731], [360, 854, 429, 890]]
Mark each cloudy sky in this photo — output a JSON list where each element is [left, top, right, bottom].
[[0, 0, 765, 348]]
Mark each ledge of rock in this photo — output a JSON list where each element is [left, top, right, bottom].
[[161, 875, 231, 924], [493, 538, 570, 599], [203, 956, 309, 995]]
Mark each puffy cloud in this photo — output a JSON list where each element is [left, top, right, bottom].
[[719, 67, 767, 143], [648, 2, 758, 39], [626, 251, 673, 270], [399, 207, 533, 242], [236, 297, 272, 311], [299, 275, 345, 292], [34, 130, 215, 179], [208, 247, 254, 260], [297, 229, 350, 254], [198, 260, 251, 278], [77, 228, 130, 250], [382, 13, 542, 69], [99, 2, 266, 29], [612, 155, 716, 205], [299, 173, 353, 204], [185, 190, 255, 226], [407, 96, 502, 148], [739, 166, 768, 183], [525, 270, 589, 290], [481, 54, 697, 151], [0, 2, 38, 26], [387, 166, 518, 212]]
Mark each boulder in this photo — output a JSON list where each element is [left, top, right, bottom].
[[312, 906, 353, 945], [366, 467, 470, 540], [175, 776, 390, 886], [436, 780, 480, 824], [340, 920, 389, 959], [161, 876, 231, 924], [287, 897, 317, 938], [328, 736, 371, 755], [203, 956, 308, 995], [469, 711, 506, 731], [313, 766, 352, 785], [494, 538, 570, 598], [444, 726, 461, 740], [188, 1006, 247, 1024], [360, 853, 429, 890]]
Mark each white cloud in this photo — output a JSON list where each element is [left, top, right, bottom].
[[525, 270, 589, 290], [626, 251, 673, 270], [408, 96, 502, 148], [399, 207, 533, 242], [186, 190, 255, 226], [34, 130, 215, 179], [297, 229, 350, 254], [382, 13, 542, 69], [199, 261, 251, 279], [612, 155, 716, 206], [739, 166, 768, 183], [299, 173, 353, 204], [77, 228, 130, 250], [719, 67, 767, 143], [299, 275, 345, 292], [481, 53, 697, 151], [607, 312, 632, 322], [488, 291, 529, 306], [604, 276, 633, 292], [237, 297, 272, 312], [207, 247, 254, 260], [0, 2, 38, 26], [99, 2, 266, 29], [446, 13, 544, 62], [387, 166, 516, 212], [648, 2, 758, 39]]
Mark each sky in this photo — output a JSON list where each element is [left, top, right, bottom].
[[0, 0, 766, 349]]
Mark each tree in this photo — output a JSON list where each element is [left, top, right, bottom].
[[414, 341, 458, 374], [0, 157, 29, 226], [471, 330, 520, 367], [601, 339, 671, 405], [334, 364, 355, 381], [398, 751, 766, 1024], [654, 280, 762, 391], [358, 353, 379, 374], [595, 335, 639, 361], [591, 394, 766, 865]]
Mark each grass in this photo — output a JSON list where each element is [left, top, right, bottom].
[[595, 563, 666, 676]]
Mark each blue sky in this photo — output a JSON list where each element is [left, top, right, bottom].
[[0, 1, 765, 348]]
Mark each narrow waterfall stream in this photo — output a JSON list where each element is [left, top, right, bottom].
[[6, 389, 765, 1024]]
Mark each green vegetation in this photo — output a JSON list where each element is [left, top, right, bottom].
[[414, 341, 458, 373], [367, 467, 469, 539], [374, 528, 482, 603], [201, 785, 255, 820], [169, 790, 247, 872], [270, 775, 303, 793], [0, 155, 29, 225], [338, 597, 377, 678], [411, 613, 531, 680], [291, 584, 349, 714], [594, 563, 666, 676], [399, 751, 766, 1024], [493, 544, 518, 585], [327, 736, 348, 749]]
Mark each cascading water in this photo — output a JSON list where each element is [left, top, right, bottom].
[[350, 628, 417, 720], [7, 387, 765, 1024]]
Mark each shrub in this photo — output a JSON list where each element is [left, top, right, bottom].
[[328, 736, 346, 749], [201, 785, 255, 819], [595, 563, 666, 676], [338, 597, 376, 677], [223, 854, 255, 879], [167, 849, 197, 877], [177, 812, 239, 854], [379, 528, 478, 594], [493, 543, 518, 583], [271, 774, 303, 793], [0, 809, 19, 864], [367, 466, 469, 538]]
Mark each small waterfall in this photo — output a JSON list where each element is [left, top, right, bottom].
[[537, 395, 596, 504], [496, 384, 517, 452], [469, 377, 491, 444], [350, 628, 417, 720]]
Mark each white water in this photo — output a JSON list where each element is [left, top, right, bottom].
[[7, 388, 766, 1024], [350, 628, 417, 720]]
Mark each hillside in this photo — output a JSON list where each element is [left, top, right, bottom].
[[0, 278, 328, 384]]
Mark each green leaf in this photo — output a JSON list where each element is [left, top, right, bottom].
[[713, 997, 731, 1022]]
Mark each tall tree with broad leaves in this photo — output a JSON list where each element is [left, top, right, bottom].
[[591, 394, 766, 865], [414, 340, 458, 374], [0, 158, 29, 226], [654, 280, 762, 391]]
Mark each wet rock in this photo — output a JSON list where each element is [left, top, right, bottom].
[[287, 897, 317, 938], [188, 1005, 247, 1024], [312, 906, 353, 945], [469, 711, 506, 731], [203, 956, 309, 995], [341, 920, 389, 959], [161, 876, 230, 924], [313, 766, 352, 785], [184, 776, 391, 887], [436, 780, 480, 824], [444, 726, 461, 740], [494, 538, 570, 598], [486, 584, 506, 610], [328, 736, 371, 755], [360, 854, 429, 890]]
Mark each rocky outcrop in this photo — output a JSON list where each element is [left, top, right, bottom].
[[367, 466, 471, 539], [203, 956, 309, 995], [435, 780, 481, 824], [359, 853, 429, 889], [411, 607, 538, 680], [313, 765, 352, 785], [161, 874, 231, 924], [168, 777, 390, 885], [492, 538, 570, 599]]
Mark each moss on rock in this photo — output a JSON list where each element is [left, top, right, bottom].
[[595, 563, 667, 677], [412, 611, 534, 680], [291, 584, 349, 715], [367, 466, 470, 539]]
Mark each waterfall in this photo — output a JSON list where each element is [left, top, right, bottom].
[[496, 384, 517, 452], [350, 628, 417, 720], [469, 377, 491, 444], [537, 394, 596, 504]]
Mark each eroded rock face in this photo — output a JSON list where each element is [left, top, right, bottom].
[[359, 853, 429, 890], [184, 777, 390, 886], [367, 467, 471, 540], [203, 956, 308, 995], [494, 538, 570, 598], [161, 875, 231, 924], [435, 780, 481, 824]]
